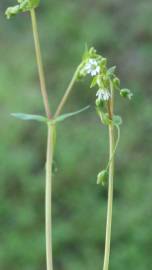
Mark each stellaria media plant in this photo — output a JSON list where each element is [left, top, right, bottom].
[[78, 47, 132, 270], [5, 1, 133, 270]]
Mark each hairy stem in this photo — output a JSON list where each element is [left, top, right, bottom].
[[45, 125, 54, 270], [30, 9, 51, 119], [54, 65, 80, 117], [103, 85, 114, 270]]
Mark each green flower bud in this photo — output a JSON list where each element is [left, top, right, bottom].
[[120, 89, 133, 99], [97, 170, 108, 185], [113, 77, 120, 89], [95, 98, 101, 107], [5, 6, 20, 19], [5, 0, 40, 19]]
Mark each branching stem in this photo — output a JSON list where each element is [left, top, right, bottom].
[[30, 8, 53, 270], [54, 65, 80, 117], [30, 9, 51, 119]]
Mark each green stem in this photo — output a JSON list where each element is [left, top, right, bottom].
[[30, 8, 53, 270], [30, 9, 51, 119], [103, 85, 114, 270], [45, 125, 54, 270], [106, 125, 120, 172], [54, 65, 80, 117]]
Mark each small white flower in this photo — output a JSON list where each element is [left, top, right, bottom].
[[84, 59, 100, 76], [96, 89, 111, 101]]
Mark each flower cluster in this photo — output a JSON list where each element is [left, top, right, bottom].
[[77, 47, 133, 185], [84, 59, 100, 76], [78, 47, 133, 109]]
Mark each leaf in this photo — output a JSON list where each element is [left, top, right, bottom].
[[90, 76, 97, 88], [99, 112, 111, 125], [100, 57, 107, 67], [113, 115, 122, 126], [107, 66, 116, 75], [11, 113, 47, 122], [52, 106, 90, 124], [82, 43, 89, 60]]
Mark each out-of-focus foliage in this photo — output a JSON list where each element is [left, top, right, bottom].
[[0, 0, 152, 270]]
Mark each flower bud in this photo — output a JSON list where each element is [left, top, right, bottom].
[[97, 170, 108, 185], [5, 6, 20, 19], [95, 99, 101, 107], [5, 0, 40, 19], [120, 89, 133, 99], [113, 77, 120, 89]]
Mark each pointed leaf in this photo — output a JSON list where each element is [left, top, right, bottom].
[[108, 66, 116, 74], [99, 112, 111, 125], [11, 113, 47, 122], [52, 106, 90, 124], [90, 76, 97, 88], [82, 43, 89, 60]]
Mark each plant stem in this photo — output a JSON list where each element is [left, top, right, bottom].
[[30, 9, 51, 119], [103, 85, 114, 270], [30, 8, 53, 270], [45, 124, 54, 270], [54, 65, 80, 117]]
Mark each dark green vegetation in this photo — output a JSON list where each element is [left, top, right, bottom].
[[0, 0, 152, 269]]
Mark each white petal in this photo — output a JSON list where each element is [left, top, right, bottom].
[[91, 70, 97, 76], [89, 59, 97, 65], [96, 66, 100, 73]]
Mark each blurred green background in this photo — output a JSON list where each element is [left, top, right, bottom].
[[0, 0, 152, 269]]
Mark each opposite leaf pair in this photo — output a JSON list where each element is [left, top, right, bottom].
[[11, 106, 90, 125]]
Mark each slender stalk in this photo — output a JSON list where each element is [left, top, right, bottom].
[[30, 9, 51, 119], [30, 8, 53, 270], [103, 85, 114, 270], [54, 66, 80, 117], [45, 125, 54, 270]]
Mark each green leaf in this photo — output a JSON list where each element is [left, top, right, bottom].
[[51, 106, 90, 124], [107, 66, 116, 75], [113, 115, 122, 126], [100, 57, 107, 67], [11, 113, 47, 122], [99, 112, 111, 125], [82, 43, 89, 60], [90, 76, 97, 88]]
